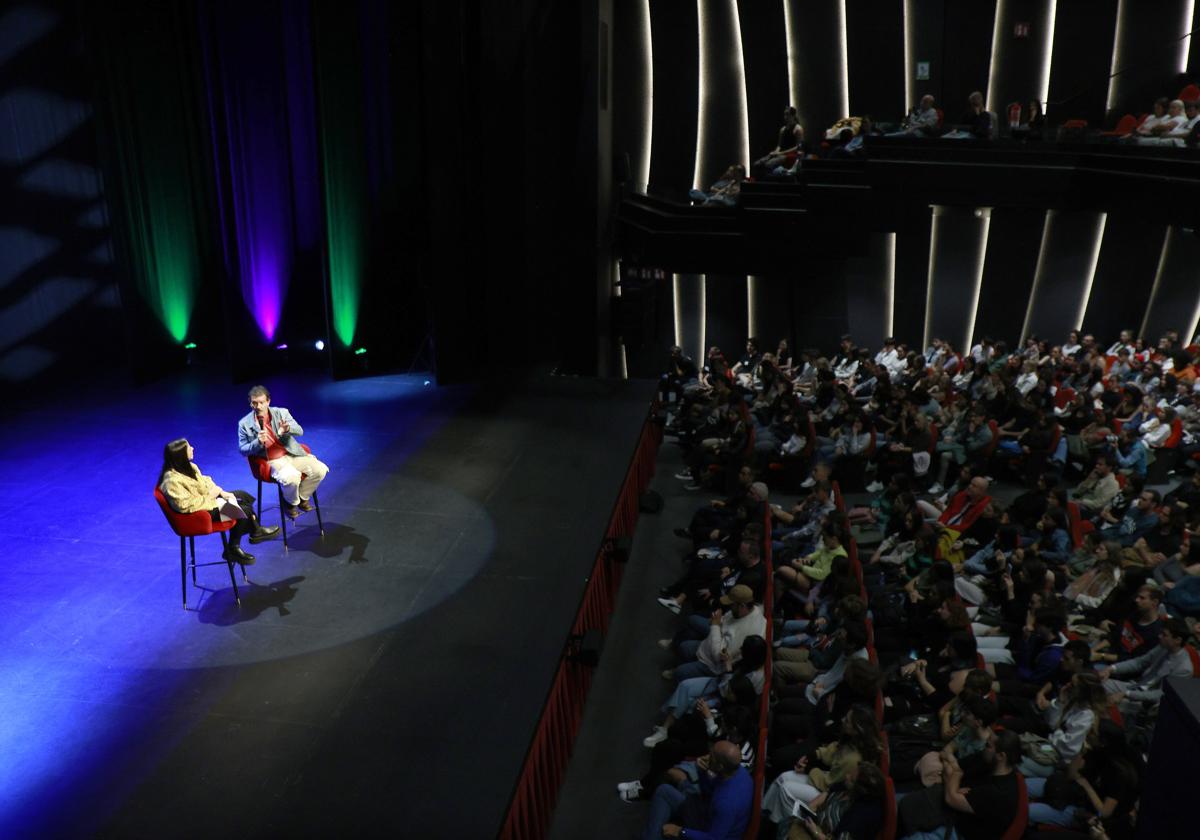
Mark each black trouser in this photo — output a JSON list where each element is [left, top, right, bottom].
[[207, 489, 257, 547]]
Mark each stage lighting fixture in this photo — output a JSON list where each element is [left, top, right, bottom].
[[314, 339, 325, 351], [183, 342, 197, 349], [354, 347, 367, 355], [276, 343, 288, 350]]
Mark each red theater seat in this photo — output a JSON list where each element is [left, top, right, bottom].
[[154, 487, 242, 609]]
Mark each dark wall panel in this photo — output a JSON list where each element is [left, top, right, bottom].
[[757, 274, 797, 354], [704, 273, 748, 359], [1046, 0, 1117, 127], [739, 0, 790, 162], [987, 0, 1054, 114], [1024, 210, 1106, 343], [907, 0, 948, 112], [648, 1, 698, 196], [792, 260, 849, 353], [973, 207, 1044, 350], [1079, 214, 1162, 343], [613, 0, 652, 189], [846, 0, 904, 120], [845, 232, 892, 344], [694, 0, 748, 188], [925, 206, 989, 353], [893, 211, 932, 347], [784, 0, 846, 148], [676, 272, 705, 361], [1143, 226, 1200, 342], [943, 0, 997, 117], [1109, 1, 1192, 118]]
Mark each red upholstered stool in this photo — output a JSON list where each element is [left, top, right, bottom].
[[247, 443, 325, 550], [154, 487, 243, 609]]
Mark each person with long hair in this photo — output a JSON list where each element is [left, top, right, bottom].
[[1019, 671, 1106, 778], [762, 704, 882, 823], [158, 438, 278, 565], [782, 761, 886, 840]]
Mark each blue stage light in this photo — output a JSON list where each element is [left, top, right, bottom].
[[314, 339, 325, 351]]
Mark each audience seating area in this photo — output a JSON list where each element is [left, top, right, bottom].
[[623, 324, 1200, 839]]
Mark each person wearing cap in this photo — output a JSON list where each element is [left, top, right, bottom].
[[663, 584, 766, 683]]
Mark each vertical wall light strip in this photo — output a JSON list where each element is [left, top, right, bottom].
[[1039, 0, 1058, 109], [1185, 285, 1200, 347], [1021, 210, 1055, 344], [1075, 213, 1108, 330], [886, 232, 896, 338], [1140, 227, 1173, 339], [783, 0, 798, 106], [619, 339, 629, 379], [1181, 0, 1196, 73], [922, 206, 942, 350], [731, 1, 750, 169], [673, 272, 683, 348], [1106, 0, 1127, 112], [985, 0, 1006, 112], [638, 0, 653, 191], [693, 0, 709, 190], [837, 0, 850, 116], [902, 0, 914, 111], [699, 275, 708, 363], [747, 275, 759, 338], [963, 208, 993, 354]]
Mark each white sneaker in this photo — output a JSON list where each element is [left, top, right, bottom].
[[656, 597, 682, 615], [800, 476, 816, 488], [643, 726, 668, 747], [657, 638, 673, 650], [865, 481, 884, 493], [674, 471, 693, 481], [927, 482, 944, 495], [619, 781, 644, 802], [617, 779, 640, 793]]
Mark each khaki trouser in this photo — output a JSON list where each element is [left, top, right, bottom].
[[774, 646, 816, 682], [268, 453, 329, 505]]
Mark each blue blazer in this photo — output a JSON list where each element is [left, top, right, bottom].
[[237, 407, 308, 458]]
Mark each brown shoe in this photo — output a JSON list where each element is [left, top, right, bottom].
[[284, 504, 302, 519], [297, 499, 314, 512]]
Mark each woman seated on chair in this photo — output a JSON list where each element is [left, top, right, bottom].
[[158, 438, 278, 565]]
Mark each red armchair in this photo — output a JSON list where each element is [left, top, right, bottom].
[[247, 443, 325, 550], [154, 487, 242, 609]]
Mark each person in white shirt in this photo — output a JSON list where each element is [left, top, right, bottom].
[[1135, 97, 1170, 136], [1106, 329, 1134, 357], [1137, 99, 1188, 145], [1062, 330, 1082, 357], [875, 337, 901, 369], [1140, 407, 1177, 448], [1015, 360, 1039, 395]]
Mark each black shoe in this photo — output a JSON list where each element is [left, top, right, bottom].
[[284, 504, 302, 520], [249, 525, 280, 544], [224, 545, 256, 566], [673, 528, 692, 539], [297, 499, 314, 512]]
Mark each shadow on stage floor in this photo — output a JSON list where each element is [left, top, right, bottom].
[[0, 366, 655, 838]]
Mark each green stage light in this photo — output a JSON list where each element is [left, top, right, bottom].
[[354, 347, 367, 355], [184, 342, 197, 349]]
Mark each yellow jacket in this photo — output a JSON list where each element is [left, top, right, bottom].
[[159, 464, 221, 515]]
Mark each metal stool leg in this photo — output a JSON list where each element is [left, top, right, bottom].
[[221, 532, 241, 606], [313, 491, 324, 536], [190, 536, 198, 585], [180, 536, 187, 609], [277, 483, 289, 550], [257, 477, 263, 520]]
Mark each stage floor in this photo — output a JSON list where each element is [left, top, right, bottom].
[[0, 368, 655, 837]]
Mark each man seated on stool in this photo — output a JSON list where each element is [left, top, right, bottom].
[[238, 385, 329, 519]]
